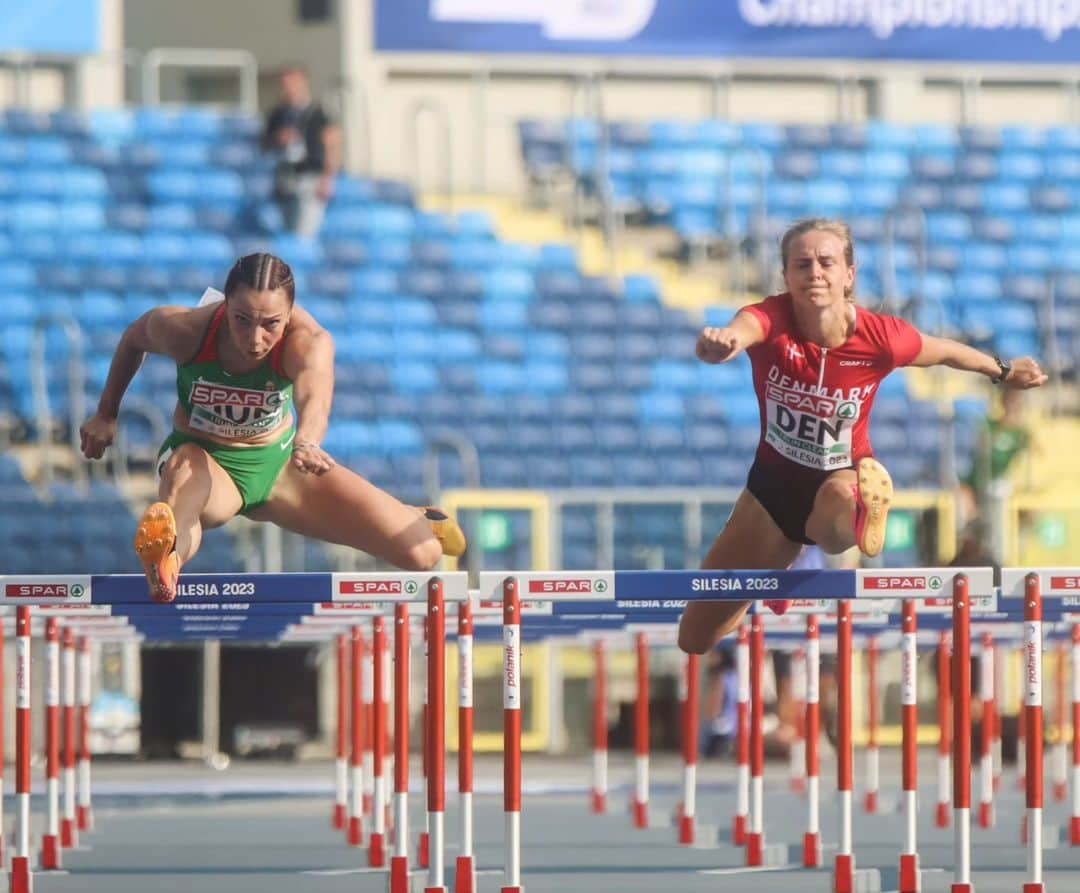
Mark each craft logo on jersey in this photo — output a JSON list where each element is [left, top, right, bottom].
[[188, 379, 288, 438], [763, 366, 875, 470], [528, 578, 607, 594], [5, 583, 83, 599]]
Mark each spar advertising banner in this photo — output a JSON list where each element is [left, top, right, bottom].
[[376, 1, 1080, 63]]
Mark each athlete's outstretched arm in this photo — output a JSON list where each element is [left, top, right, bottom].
[[909, 334, 1048, 388], [283, 326, 336, 475], [696, 310, 766, 364], [80, 307, 197, 459]]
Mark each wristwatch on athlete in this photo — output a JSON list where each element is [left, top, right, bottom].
[[990, 355, 1011, 385]]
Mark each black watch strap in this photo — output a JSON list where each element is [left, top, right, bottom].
[[991, 355, 1011, 385]]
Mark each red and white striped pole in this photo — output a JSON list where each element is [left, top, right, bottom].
[[381, 633, 392, 833], [1017, 645, 1027, 793], [679, 652, 700, 845], [1071, 623, 1080, 846], [979, 632, 996, 828], [77, 636, 93, 833], [835, 600, 856, 893], [419, 618, 430, 869], [502, 577, 523, 893], [368, 616, 387, 867], [936, 631, 952, 829], [41, 618, 62, 871], [899, 600, 920, 893], [334, 633, 348, 830], [952, 574, 973, 893], [747, 611, 766, 867], [425, 578, 447, 893], [790, 646, 807, 795], [362, 636, 374, 817], [993, 643, 1004, 794], [455, 599, 476, 893], [348, 627, 364, 847], [1054, 641, 1068, 803], [390, 604, 411, 893], [803, 614, 822, 868], [1022, 572, 1045, 893], [632, 632, 650, 829], [61, 626, 78, 850], [591, 639, 608, 815], [864, 635, 880, 814], [11, 606, 33, 893], [734, 622, 750, 845]]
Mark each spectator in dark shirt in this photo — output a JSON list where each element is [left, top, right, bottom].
[[263, 66, 342, 238]]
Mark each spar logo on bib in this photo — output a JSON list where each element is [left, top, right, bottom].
[[763, 366, 875, 470], [188, 379, 289, 438]]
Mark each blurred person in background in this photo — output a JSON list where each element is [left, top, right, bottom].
[[702, 646, 737, 758], [958, 388, 1034, 524], [262, 66, 342, 239], [679, 217, 1048, 655]]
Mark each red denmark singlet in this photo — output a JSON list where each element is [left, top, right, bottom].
[[740, 293, 923, 473]]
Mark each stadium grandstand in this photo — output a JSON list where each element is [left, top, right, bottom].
[[1, 0, 1079, 836]]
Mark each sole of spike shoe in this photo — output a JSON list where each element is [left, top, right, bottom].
[[854, 457, 893, 558], [134, 502, 179, 603], [422, 506, 467, 558]]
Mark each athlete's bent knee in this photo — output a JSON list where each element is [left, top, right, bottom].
[[160, 443, 207, 485]]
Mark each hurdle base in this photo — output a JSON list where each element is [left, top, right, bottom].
[[935, 802, 950, 828], [732, 814, 747, 846], [333, 803, 346, 830], [678, 815, 695, 845], [950, 885, 973, 893], [899, 853, 919, 893], [77, 806, 93, 832], [1071, 816, 1080, 845], [1022, 884, 1046, 893], [60, 820, 76, 849], [746, 832, 763, 867], [423, 887, 447, 892], [590, 791, 606, 814], [863, 791, 878, 814], [417, 831, 430, 869], [389, 856, 410, 893], [368, 832, 386, 868], [803, 832, 821, 868], [40, 836, 61, 872], [632, 800, 648, 829], [347, 816, 363, 847], [11, 855, 32, 893], [454, 856, 476, 893], [978, 801, 994, 828], [1054, 782, 1067, 803], [836, 856, 879, 893]]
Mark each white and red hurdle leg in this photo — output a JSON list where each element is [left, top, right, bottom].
[[979, 633, 996, 828], [679, 652, 699, 845], [936, 631, 952, 829], [390, 605, 411, 893], [1071, 623, 1080, 846], [747, 612, 766, 867], [899, 601, 920, 893], [455, 599, 476, 893], [12, 606, 33, 893], [419, 617, 431, 869], [41, 618, 62, 871], [61, 626, 78, 850], [502, 578, 523, 893], [790, 646, 807, 795], [334, 633, 348, 831], [368, 617, 387, 867], [362, 644, 374, 818], [834, 600, 856, 893], [993, 642, 1004, 794], [591, 639, 608, 815], [1017, 644, 1027, 793], [864, 635, 880, 815], [733, 623, 750, 845], [1054, 642, 1068, 804], [77, 636, 93, 833], [952, 575, 973, 893], [1022, 572, 1045, 893], [348, 627, 364, 847], [803, 615, 821, 868], [632, 632, 650, 829], [424, 578, 448, 893]]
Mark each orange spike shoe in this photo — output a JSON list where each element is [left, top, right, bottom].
[[134, 502, 181, 604], [421, 507, 467, 558], [854, 457, 893, 558]]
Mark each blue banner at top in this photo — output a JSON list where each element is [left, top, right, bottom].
[[376, 0, 1080, 64], [0, 1, 101, 54]]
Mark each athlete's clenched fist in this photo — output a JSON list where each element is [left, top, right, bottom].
[[696, 327, 743, 364]]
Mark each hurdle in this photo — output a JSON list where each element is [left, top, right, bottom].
[[863, 633, 880, 814], [42, 617, 62, 870]]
